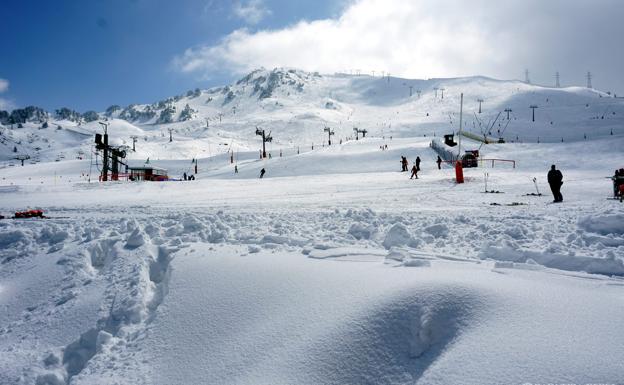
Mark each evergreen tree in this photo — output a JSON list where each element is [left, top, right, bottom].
[[179, 104, 195, 121], [0, 110, 8, 125], [82, 111, 99, 122], [105, 105, 121, 116]]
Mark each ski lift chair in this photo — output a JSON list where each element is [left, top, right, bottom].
[[444, 134, 457, 147]]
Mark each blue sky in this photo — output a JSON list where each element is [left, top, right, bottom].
[[1, 0, 623, 112], [0, 0, 341, 112]]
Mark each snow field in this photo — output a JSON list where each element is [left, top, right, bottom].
[[1, 69, 624, 383], [1, 173, 623, 383]]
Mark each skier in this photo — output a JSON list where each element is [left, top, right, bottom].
[[547, 165, 563, 202], [260, 168, 266, 179], [437, 155, 442, 169], [400, 156, 408, 172], [183, 172, 187, 181], [234, 165, 238, 174], [614, 169, 624, 198], [415, 156, 421, 171], [410, 164, 418, 179]]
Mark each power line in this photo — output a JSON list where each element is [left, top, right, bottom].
[[525, 69, 531, 84]]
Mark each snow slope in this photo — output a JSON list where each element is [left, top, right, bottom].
[[1, 69, 624, 385], [2, 68, 624, 167]]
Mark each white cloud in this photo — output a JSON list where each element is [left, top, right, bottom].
[[0, 78, 8, 93], [0, 98, 14, 111], [233, 0, 271, 25], [0, 78, 12, 111], [175, 0, 624, 89]]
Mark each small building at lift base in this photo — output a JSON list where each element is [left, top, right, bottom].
[[128, 166, 168, 181]]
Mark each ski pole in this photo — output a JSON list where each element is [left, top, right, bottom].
[[532, 177, 540, 195]]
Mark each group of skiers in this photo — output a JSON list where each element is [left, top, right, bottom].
[[233, 144, 621, 203], [400, 155, 572, 204], [402, 155, 447, 179], [400, 156, 423, 179], [182, 172, 196, 181]]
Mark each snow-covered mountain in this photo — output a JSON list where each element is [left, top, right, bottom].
[[2, 68, 623, 164], [2, 68, 624, 385]]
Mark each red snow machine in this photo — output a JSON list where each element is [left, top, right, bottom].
[[14, 210, 44, 219]]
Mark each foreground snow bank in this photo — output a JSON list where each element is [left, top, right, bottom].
[[139, 246, 624, 385], [2, 203, 623, 384]]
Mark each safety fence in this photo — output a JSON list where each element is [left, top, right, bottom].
[[479, 158, 516, 169]]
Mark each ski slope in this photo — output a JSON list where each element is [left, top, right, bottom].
[[1, 69, 624, 385], [2, 68, 624, 168]]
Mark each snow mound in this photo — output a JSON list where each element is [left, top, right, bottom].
[[424, 223, 449, 238], [125, 228, 146, 248], [348, 222, 375, 240], [578, 214, 624, 236], [403, 258, 432, 268], [480, 244, 624, 276], [382, 223, 419, 249]]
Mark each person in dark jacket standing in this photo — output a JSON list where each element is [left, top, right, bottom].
[[547, 165, 563, 202], [437, 156, 442, 169], [415, 156, 421, 171], [400, 156, 408, 172], [260, 168, 266, 178]]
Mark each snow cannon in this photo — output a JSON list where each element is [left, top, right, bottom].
[[455, 161, 464, 184]]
